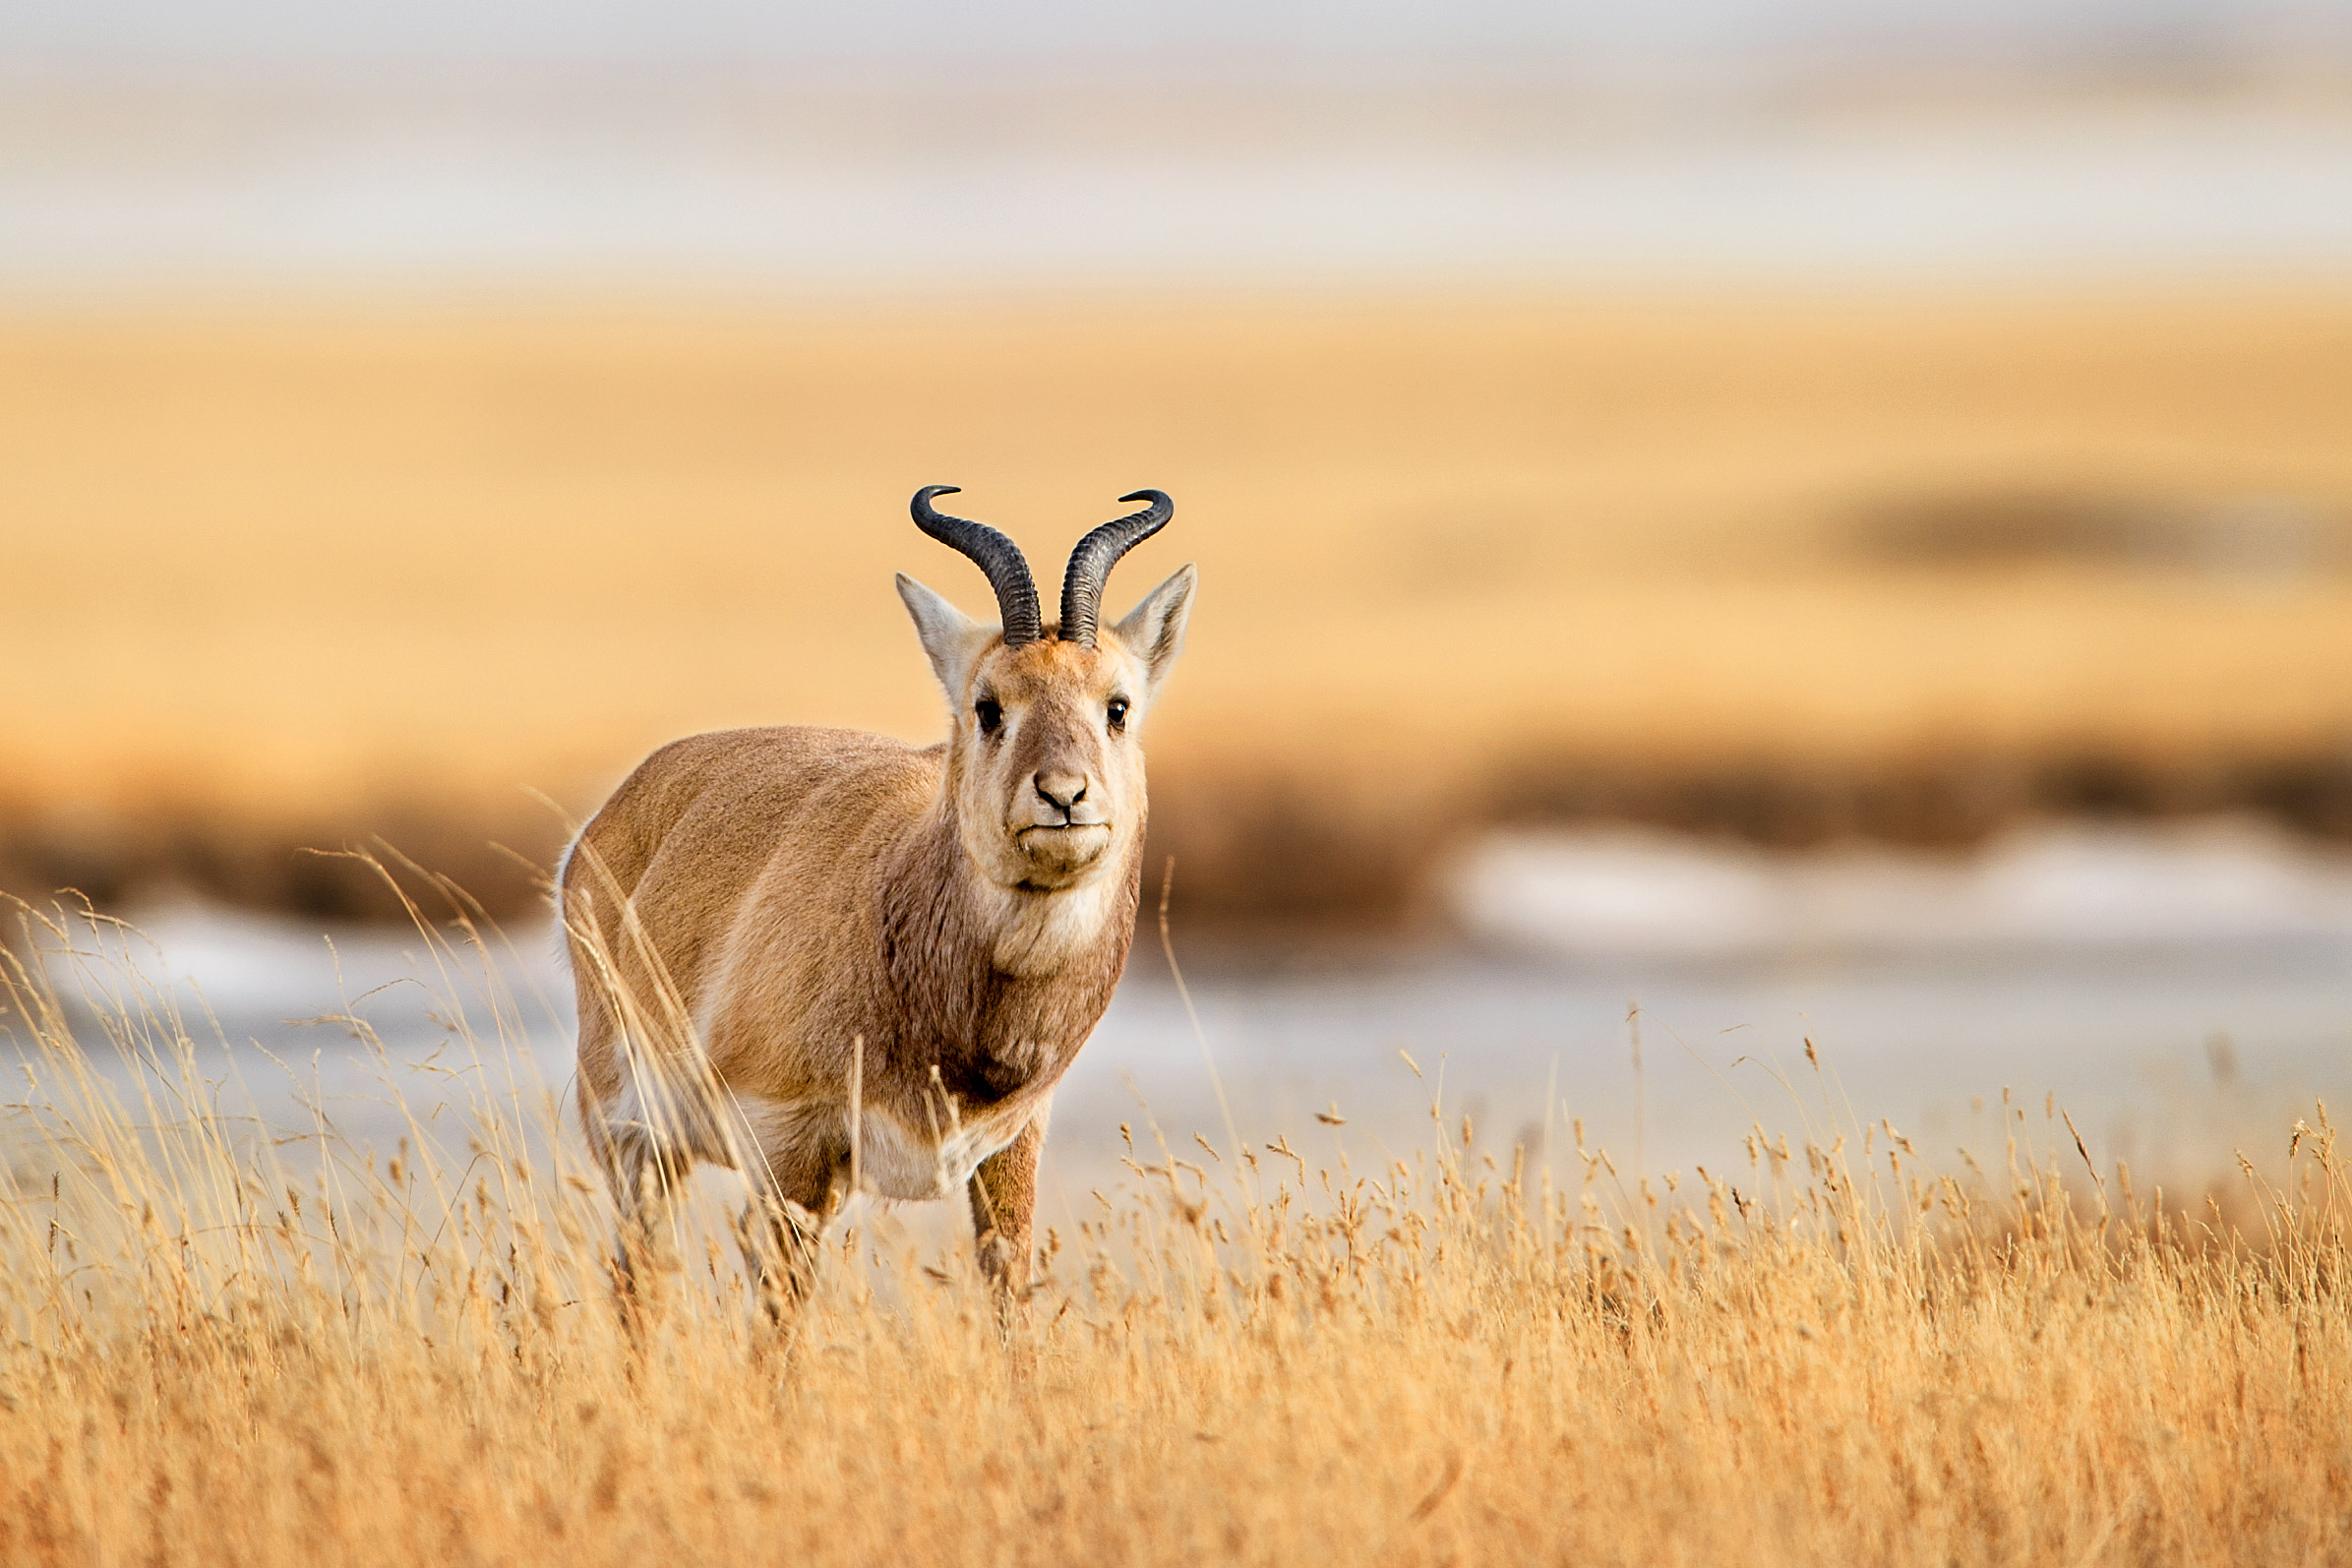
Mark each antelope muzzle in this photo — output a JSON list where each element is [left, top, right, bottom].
[[1015, 766, 1112, 875]]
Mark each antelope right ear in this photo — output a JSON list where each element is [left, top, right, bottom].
[[897, 573, 997, 700]]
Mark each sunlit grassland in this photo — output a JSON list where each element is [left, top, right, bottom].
[[1, 890, 2348, 1566]]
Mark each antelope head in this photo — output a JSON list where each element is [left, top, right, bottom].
[[897, 486, 1195, 895]]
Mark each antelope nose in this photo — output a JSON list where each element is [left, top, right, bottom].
[[1033, 770, 1088, 814]]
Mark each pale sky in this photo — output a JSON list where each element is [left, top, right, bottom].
[[4, 0, 2343, 74], [3, 0, 2347, 289]]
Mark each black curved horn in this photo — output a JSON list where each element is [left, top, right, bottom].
[[1058, 489, 1173, 647], [911, 485, 1043, 646]]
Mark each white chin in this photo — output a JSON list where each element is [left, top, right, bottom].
[[1016, 825, 1112, 880]]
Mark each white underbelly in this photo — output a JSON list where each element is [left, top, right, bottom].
[[737, 1094, 1033, 1203]]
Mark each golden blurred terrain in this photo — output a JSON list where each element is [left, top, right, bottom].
[[4, 289, 2352, 920]]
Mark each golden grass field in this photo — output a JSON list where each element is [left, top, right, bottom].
[[3, 896, 2349, 1566], [5, 288, 2352, 919]]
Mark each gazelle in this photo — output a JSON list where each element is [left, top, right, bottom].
[[560, 486, 1194, 1302]]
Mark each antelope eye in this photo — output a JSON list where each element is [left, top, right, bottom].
[[974, 697, 1002, 735], [1106, 697, 1129, 731]]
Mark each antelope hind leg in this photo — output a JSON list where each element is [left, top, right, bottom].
[[601, 1123, 694, 1319]]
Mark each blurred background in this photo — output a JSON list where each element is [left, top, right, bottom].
[[6, 0, 2352, 1200]]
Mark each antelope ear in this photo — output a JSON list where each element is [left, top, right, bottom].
[[897, 573, 996, 701], [1111, 563, 1196, 700]]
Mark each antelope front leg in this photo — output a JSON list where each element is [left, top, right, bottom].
[[741, 1154, 850, 1331], [740, 1191, 833, 1330], [967, 1118, 1043, 1297]]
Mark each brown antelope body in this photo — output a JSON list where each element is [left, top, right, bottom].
[[561, 488, 1194, 1298]]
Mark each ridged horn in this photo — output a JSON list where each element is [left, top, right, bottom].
[[1058, 489, 1173, 647], [910, 485, 1043, 646]]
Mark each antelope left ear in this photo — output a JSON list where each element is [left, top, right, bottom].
[[1111, 563, 1196, 699], [897, 573, 996, 703]]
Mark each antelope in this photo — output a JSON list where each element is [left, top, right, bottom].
[[560, 486, 1194, 1304]]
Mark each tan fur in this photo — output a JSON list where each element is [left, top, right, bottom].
[[563, 564, 1195, 1299]]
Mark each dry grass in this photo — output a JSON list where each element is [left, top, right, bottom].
[[2, 892, 2349, 1565], [6, 289, 2352, 919]]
